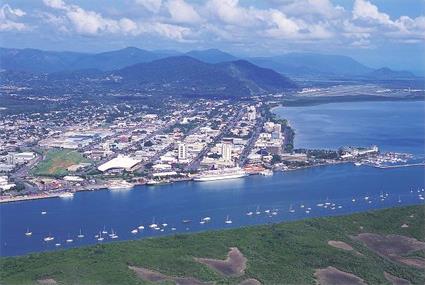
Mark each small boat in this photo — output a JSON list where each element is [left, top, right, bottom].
[[419, 195, 424, 200], [160, 229, 164, 232], [101, 226, 108, 235], [149, 218, 158, 229], [271, 210, 278, 216], [131, 229, 138, 234], [55, 243, 61, 247], [354, 162, 362, 166], [202, 217, 211, 222], [138, 225, 145, 230], [305, 210, 310, 214], [41, 211, 47, 215], [225, 215, 232, 224], [97, 232, 104, 241], [317, 203, 324, 207], [162, 223, 168, 227], [25, 228, 32, 236], [171, 227, 176, 231], [351, 198, 356, 203], [77, 229, 84, 238], [255, 206, 261, 215], [300, 204, 305, 208], [246, 211, 253, 216], [337, 205, 342, 209], [289, 204, 295, 213], [398, 196, 402, 203], [264, 209, 270, 214], [66, 238, 73, 243], [43, 235, 54, 242], [109, 229, 118, 239], [182, 219, 192, 224], [364, 195, 370, 201], [200, 220, 205, 225]]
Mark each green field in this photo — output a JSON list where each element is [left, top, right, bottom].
[[32, 149, 89, 177], [1, 206, 424, 285]]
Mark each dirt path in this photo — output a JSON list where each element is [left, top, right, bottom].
[[37, 279, 57, 285], [314, 266, 367, 285], [195, 247, 247, 277]]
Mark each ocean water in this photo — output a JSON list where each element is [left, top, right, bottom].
[[1, 100, 424, 256]]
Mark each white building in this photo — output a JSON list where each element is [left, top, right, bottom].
[[178, 143, 187, 161], [247, 106, 256, 121], [222, 140, 233, 162]]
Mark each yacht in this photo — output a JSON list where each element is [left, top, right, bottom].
[[289, 204, 295, 213], [41, 211, 47, 215], [162, 223, 168, 227], [171, 227, 177, 231], [255, 206, 261, 215], [66, 237, 73, 243], [200, 219, 205, 225], [110, 230, 118, 239], [260, 169, 273, 176], [97, 232, 104, 241], [137, 225, 145, 230], [25, 228, 32, 236], [131, 229, 138, 234], [43, 235, 54, 242], [225, 215, 232, 224], [202, 217, 211, 222], [101, 226, 108, 235], [55, 243, 61, 247], [149, 218, 158, 229], [351, 198, 356, 203], [77, 229, 84, 238], [246, 211, 253, 216]]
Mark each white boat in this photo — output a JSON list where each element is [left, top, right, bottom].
[[225, 215, 232, 224], [44, 235, 54, 242], [364, 196, 370, 201], [398, 196, 402, 203], [193, 167, 248, 182], [202, 217, 211, 222], [149, 218, 158, 229], [264, 209, 270, 214], [351, 198, 356, 203], [41, 211, 47, 215], [59, 192, 74, 199], [107, 180, 134, 191], [305, 210, 310, 214], [138, 225, 145, 230], [289, 204, 295, 213], [77, 229, 84, 238], [255, 206, 261, 215], [66, 238, 73, 243], [354, 162, 362, 166], [246, 211, 253, 216], [55, 243, 61, 247], [97, 232, 104, 241], [317, 203, 324, 207], [200, 220, 205, 225], [25, 228, 32, 236], [131, 229, 138, 234], [109, 229, 118, 239], [162, 223, 168, 227], [171, 227, 176, 231], [101, 227, 108, 235]]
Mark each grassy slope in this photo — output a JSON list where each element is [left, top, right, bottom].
[[1, 206, 424, 285], [32, 149, 89, 177]]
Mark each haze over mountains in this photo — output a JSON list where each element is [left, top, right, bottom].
[[0, 47, 416, 80]]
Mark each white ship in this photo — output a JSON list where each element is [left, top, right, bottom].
[[59, 192, 74, 199], [193, 167, 248, 182], [107, 180, 134, 190]]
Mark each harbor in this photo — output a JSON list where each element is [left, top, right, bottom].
[[1, 164, 424, 257]]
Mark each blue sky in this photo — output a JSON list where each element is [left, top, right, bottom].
[[1, 0, 424, 73]]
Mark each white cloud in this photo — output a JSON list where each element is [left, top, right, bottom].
[[0, 4, 28, 31], [43, 0, 67, 10], [135, 0, 162, 13], [166, 0, 201, 24], [353, 0, 390, 24]]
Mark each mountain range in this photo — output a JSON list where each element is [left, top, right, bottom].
[[0, 47, 417, 80]]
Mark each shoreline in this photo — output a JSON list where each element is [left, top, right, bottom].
[[1, 162, 424, 204], [271, 94, 424, 108]]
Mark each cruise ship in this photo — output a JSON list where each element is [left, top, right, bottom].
[[107, 180, 134, 190], [193, 167, 248, 182]]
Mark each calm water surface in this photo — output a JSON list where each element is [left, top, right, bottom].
[[1, 100, 424, 256]]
